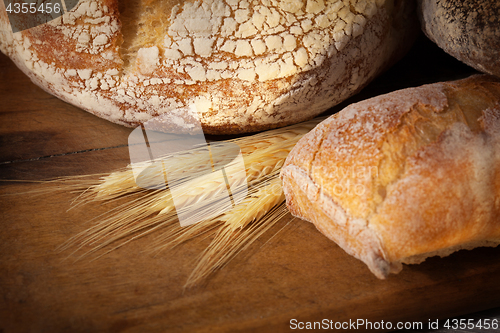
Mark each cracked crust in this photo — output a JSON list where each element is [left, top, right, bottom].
[[0, 0, 418, 134], [280, 75, 500, 278]]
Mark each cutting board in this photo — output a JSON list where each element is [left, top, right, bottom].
[[1, 37, 500, 333]]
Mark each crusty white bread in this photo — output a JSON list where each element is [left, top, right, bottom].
[[418, 0, 500, 78], [280, 75, 500, 279], [0, 0, 418, 134]]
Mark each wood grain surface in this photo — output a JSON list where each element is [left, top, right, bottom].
[[1, 36, 499, 333]]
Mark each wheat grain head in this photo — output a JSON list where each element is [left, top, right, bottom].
[[55, 117, 324, 285]]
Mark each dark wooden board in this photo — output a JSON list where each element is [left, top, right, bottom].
[[1, 36, 499, 333]]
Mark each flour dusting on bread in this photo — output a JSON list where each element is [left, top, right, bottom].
[[281, 75, 500, 278], [0, 0, 418, 134]]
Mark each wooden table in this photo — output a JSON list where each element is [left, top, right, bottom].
[[1, 36, 500, 332]]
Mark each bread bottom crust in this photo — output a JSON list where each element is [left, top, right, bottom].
[[282, 164, 500, 278], [281, 165, 403, 279]]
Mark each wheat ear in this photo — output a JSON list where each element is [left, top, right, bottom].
[[55, 117, 323, 285]]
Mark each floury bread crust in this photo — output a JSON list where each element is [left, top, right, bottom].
[[0, 0, 417, 134], [418, 0, 500, 78], [280, 75, 500, 279]]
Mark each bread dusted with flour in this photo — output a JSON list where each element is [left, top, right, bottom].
[[280, 75, 500, 279], [0, 0, 417, 134], [418, 0, 500, 77]]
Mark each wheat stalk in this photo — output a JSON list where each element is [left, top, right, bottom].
[[54, 117, 324, 286]]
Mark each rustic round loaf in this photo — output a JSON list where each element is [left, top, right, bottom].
[[281, 75, 500, 279], [0, 0, 418, 134], [0, 0, 417, 135], [418, 0, 500, 78]]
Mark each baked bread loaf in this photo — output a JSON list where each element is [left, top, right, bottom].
[[0, 0, 418, 134], [418, 0, 500, 77], [280, 75, 500, 279]]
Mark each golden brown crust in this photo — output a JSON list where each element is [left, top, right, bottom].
[[281, 75, 500, 278], [0, 0, 418, 135]]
